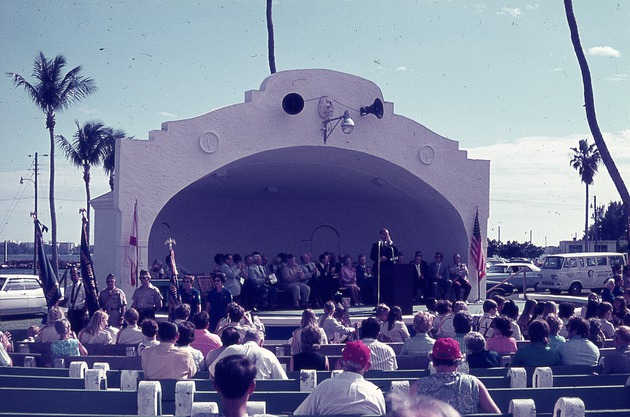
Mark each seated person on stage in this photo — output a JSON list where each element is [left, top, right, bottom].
[[209, 329, 287, 380], [291, 325, 329, 372], [340, 255, 363, 306], [294, 340, 386, 415], [245, 253, 277, 310], [361, 317, 397, 371], [176, 321, 206, 371], [413, 338, 500, 414], [464, 332, 500, 368], [280, 253, 311, 308], [78, 311, 113, 345], [138, 319, 159, 354], [400, 311, 435, 356], [449, 253, 472, 302], [213, 355, 258, 417], [428, 252, 451, 300], [603, 325, 630, 374], [206, 327, 240, 369], [190, 311, 222, 357], [486, 316, 517, 355], [300, 253, 324, 307], [356, 254, 374, 305], [141, 321, 197, 379], [50, 318, 88, 357], [116, 308, 144, 345], [410, 251, 429, 302], [557, 316, 600, 366], [511, 320, 559, 367], [379, 305, 410, 342]]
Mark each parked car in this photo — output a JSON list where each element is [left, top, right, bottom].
[[486, 279, 516, 298], [0, 274, 48, 317], [486, 262, 541, 292]]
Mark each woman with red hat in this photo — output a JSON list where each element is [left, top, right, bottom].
[[412, 338, 501, 414]]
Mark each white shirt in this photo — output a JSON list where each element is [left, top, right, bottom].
[[362, 338, 397, 371], [209, 341, 288, 380], [294, 371, 386, 415]]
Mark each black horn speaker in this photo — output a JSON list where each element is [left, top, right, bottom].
[[282, 93, 304, 115], [360, 98, 384, 119]]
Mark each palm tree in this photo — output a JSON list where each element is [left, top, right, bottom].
[[102, 127, 128, 191], [57, 120, 109, 243], [266, 0, 276, 74], [563, 1, 630, 241], [570, 138, 601, 251], [7, 52, 96, 276]]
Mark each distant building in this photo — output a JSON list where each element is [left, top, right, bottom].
[[559, 240, 618, 253], [57, 242, 76, 255]]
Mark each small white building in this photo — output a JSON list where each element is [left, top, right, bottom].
[[92, 69, 490, 300], [559, 240, 619, 254]]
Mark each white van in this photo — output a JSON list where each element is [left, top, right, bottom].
[[537, 252, 627, 295]]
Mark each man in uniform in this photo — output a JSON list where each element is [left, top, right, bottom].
[[131, 270, 164, 322], [98, 274, 127, 328], [63, 266, 86, 333]]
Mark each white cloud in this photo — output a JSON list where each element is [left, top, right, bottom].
[[607, 73, 628, 82], [526, 5, 540, 11], [552, 68, 563, 72], [588, 46, 621, 58], [394, 66, 407, 72], [473, 4, 485, 12], [159, 111, 177, 118], [467, 132, 630, 246], [498, 7, 522, 17]]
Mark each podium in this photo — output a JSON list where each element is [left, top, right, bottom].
[[378, 263, 414, 315]]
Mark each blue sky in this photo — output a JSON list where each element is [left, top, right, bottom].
[[1, 1, 628, 247]]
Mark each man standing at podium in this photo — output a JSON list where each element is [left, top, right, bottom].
[[370, 229, 399, 305]]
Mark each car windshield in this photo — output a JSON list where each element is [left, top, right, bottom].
[[543, 257, 563, 270], [0, 278, 5, 289]]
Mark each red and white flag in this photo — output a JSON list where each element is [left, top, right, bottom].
[[128, 200, 138, 286], [470, 209, 486, 282]]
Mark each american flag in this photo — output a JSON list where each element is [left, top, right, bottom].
[[470, 209, 486, 282]]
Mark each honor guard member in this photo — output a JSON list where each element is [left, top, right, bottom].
[[98, 274, 127, 328], [131, 270, 164, 322]]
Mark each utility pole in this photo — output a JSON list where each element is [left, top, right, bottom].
[[21, 152, 46, 275]]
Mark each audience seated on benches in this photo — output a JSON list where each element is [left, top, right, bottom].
[[294, 340, 386, 415]]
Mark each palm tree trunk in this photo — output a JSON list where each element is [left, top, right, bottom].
[[47, 114, 59, 278], [563, 0, 630, 242], [585, 183, 589, 252], [266, 0, 277, 74], [83, 164, 91, 245]]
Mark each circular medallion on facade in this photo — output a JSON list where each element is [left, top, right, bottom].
[[199, 131, 220, 154], [419, 145, 435, 165]]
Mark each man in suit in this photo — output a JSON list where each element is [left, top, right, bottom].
[[410, 251, 430, 302], [428, 252, 452, 300], [369, 229, 399, 305]]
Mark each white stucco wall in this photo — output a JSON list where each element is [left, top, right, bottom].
[[92, 69, 490, 300]]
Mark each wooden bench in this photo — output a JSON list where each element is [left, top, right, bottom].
[[0, 387, 138, 415]]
